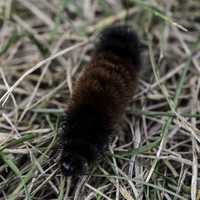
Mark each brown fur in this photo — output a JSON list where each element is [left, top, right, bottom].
[[70, 53, 138, 124]]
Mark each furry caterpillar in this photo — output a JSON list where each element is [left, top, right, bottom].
[[60, 25, 142, 176]]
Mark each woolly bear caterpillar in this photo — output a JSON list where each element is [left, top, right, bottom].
[[59, 25, 142, 176]]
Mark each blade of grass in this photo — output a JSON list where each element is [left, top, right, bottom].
[[7, 116, 59, 198], [145, 41, 191, 182], [0, 30, 23, 56], [0, 41, 87, 106], [131, 0, 188, 31], [0, 152, 31, 200], [0, 133, 35, 152], [92, 174, 188, 200], [113, 138, 161, 158]]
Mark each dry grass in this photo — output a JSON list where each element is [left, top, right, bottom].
[[0, 0, 200, 199]]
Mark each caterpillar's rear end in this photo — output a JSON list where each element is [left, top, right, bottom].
[[59, 25, 142, 176]]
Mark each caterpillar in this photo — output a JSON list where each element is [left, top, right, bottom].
[[59, 25, 142, 176]]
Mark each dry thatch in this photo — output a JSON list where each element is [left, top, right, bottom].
[[0, 0, 200, 199]]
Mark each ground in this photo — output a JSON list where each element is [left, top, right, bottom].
[[0, 0, 200, 199]]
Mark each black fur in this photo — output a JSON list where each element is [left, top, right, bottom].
[[60, 105, 111, 176], [95, 25, 141, 67]]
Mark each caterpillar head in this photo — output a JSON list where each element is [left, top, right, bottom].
[[60, 152, 89, 176]]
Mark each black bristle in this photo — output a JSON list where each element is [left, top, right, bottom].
[[60, 105, 111, 176], [95, 25, 141, 67]]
